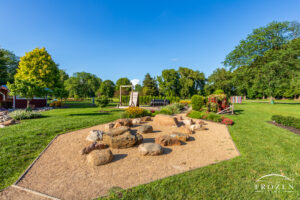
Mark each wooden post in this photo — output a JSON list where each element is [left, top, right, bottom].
[[232, 103, 234, 115], [119, 86, 122, 106]]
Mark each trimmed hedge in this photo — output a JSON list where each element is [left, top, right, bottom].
[[271, 115, 300, 130], [191, 95, 204, 111]]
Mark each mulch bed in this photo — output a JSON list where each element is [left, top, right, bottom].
[[268, 121, 300, 135]]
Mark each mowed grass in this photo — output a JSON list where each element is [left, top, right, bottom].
[[102, 103, 300, 200], [0, 102, 123, 189]]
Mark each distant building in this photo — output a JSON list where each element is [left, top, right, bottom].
[[0, 85, 47, 109]]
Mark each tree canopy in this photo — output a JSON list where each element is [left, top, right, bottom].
[[65, 72, 102, 98], [224, 21, 300, 69], [98, 80, 115, 97], [142, 73, 158, 96]]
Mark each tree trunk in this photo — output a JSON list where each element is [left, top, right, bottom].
[[27, 99, 30, 108]]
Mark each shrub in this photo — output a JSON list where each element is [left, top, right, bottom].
[[124, 107, 149, 118], [159, 103, 183, 115], [271, 115, 300, 129], [222, 118, 234, 125], [214, 89, 225, 95], [191, 95, 204, 111], [96, 96, 109, 108], [10, 110, 42, 120]]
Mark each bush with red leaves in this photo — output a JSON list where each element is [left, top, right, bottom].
[[222, 118, 234, 125]]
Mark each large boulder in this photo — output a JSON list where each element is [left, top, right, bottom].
[[103, 131, 139, 149], [81, 142, 107, 155], [86, 130, 104, 142], [155, 135, 181, 146], [106, 126, 130, 137], [170, 132, 189, 142], [138, 143, 163, 156], [141, 116, 151, 122], [87, 149, 113, 166], [114, 119, 133, 128], [153, 114, 178, 127], [137, 125, 153, 134]]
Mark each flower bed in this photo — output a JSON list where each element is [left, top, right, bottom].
[[188, 110, 234, 125]]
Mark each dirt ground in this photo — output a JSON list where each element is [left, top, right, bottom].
[[1, 115, 240, 200]]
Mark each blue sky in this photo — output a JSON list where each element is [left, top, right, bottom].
[[0, 0, 299, 84]]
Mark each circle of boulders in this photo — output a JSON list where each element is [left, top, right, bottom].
[[86, 130, 104, 142], [138, 143, 163, 156], [155, 135, 181, 146], [87, 149, 113, 166], [137, 125, 153, 134]]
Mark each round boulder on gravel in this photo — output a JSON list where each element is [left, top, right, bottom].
[[138, 143, 163, 156], [137, 125, 153, 134], [87, 149, 113, 166]]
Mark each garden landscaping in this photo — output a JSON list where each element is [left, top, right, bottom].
[[0, 112, 239, 200]]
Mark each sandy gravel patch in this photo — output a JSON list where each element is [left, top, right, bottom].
[[4, 115, 239, 200]]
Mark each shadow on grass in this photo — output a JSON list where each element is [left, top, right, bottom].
[[234, 109, 244, 115]]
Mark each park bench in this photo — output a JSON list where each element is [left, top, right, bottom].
[[150, 99, 170, 107]]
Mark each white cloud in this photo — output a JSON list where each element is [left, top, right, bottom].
[[131, 79, 140, 86], [170, 58, 178, 62]]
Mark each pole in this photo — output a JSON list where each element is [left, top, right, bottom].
[[120, 86, 122, 106]]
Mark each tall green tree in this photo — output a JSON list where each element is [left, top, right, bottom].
[[142, 73, 158, 96], [7, 47, 60, 107], [205, 68, 233, 96], [224, 21, 300, 69], [0, 48, 19, 85], [65, 72, 102, 98], [178, 67, 205, 98], [157, 69, 181, 96], [115, 77, 131, 96], [98, 80, 115, 97]]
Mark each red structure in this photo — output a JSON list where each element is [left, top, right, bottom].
[[0, 85, 47, 109], [208, 94, 229, 112]]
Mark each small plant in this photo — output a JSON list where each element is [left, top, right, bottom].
[[191, 95, 204, 111], [10, 110, 42, 120], [95, 96, 109, 108], [206, 113, 222, 122], [125, 107, 149, 118], [50, 100, 63, 107], [187, 110, 206, 119], [222, 118, 234, 125]]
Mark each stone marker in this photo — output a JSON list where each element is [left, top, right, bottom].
[[153, 114, 178, 127], [138, 143, 163, 156], [170, 132, 189, 142], [137, 125, 153, 134], [86, 130, 104, 142], [87, 149, 113, 166], [155, 135, 181, 146]]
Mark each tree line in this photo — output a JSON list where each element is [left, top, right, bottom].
[[0, 21, 299, 103]]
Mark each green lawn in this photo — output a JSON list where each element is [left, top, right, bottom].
[[0, 102, 123, 189], [102, 102, 300, 199]]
